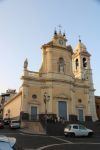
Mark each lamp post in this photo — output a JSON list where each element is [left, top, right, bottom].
[[43, 92, 50, 131]]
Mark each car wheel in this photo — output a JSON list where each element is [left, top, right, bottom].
[[88, 132, 93, 137], [70, 133, 75, 137], [64, 134, 68, 137]]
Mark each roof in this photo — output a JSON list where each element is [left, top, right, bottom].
[[95, 96, 100, 102], [4, 91, 22, 106], [73, 40, 91, 57]]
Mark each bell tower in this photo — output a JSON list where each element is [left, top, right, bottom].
[[72, 39, 98, 121], [72, 39, 91, 80]]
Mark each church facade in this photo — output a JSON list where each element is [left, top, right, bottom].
[[3, 30, 98, 122]]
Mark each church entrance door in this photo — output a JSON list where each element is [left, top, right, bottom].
[[31, 106, 37, 120], [58, 101, 67, 120], [78, 109, 84, 122]]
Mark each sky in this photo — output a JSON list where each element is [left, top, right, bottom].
[[0, 0, 100, 95]]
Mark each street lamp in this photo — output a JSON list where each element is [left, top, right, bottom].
[[43, 92, 50, 131], [43, 92, 50, 115]]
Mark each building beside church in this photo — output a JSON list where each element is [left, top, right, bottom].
[[95, 96, 100, 120], [0, 89, 16, 118], [3, 30, 98, 122]]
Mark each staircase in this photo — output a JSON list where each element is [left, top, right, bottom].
[[21, 121, 46, 134]]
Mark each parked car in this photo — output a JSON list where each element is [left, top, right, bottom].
[[10, 120, 20, 129], [3, 118, 10, 125], [0, 135, 16, 150], [0, 120, 4, 129], [64, 124, 94, 137]]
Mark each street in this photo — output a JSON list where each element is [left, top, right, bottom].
[[0, 126, 100, 150]]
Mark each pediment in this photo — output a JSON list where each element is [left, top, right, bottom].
[[54, 93, 71, 100], [76, 104, 85, 108]]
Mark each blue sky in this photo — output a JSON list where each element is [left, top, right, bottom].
[[0, 0, 100, 95]]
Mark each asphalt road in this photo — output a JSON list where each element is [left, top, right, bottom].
[[0, 126, 100, 150]]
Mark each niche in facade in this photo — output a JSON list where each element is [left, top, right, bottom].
[[58, 57, 65, 73]]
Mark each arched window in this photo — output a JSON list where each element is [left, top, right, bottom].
[[75, 59, 79, 70], [83, 57, 87, 68], [58, 57, 65, 73]]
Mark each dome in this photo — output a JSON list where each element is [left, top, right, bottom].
[[75, 40, 87, 52]]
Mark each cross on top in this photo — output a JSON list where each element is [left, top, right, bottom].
[[58, 25, 62, 32], [54, 25, 66, 37], [78, 35, 81, 42]]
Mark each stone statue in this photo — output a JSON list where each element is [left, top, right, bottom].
[[59, 63, 64, 73], [24, 58, 28, 70]]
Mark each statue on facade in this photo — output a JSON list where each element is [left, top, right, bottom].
[[59, 63, 64, 73], [24, 58, 28, 70]]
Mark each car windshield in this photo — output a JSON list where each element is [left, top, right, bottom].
[[0, 120, 3, 123], [0, 142, 13, 150], [66, 125, 71, 130], [11, 121, 19, 123]]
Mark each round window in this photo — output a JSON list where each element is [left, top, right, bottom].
[[32, 94, 37, 99]]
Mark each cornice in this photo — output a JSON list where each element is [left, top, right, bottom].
[[54, 94, 71, 100], [73, 51, 91, 58], [42, 44, 73, 54], [21, 75, 89, 89], [28, 100, 41, 105]]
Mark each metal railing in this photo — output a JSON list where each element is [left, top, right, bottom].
[[20, 113, 57, 122]]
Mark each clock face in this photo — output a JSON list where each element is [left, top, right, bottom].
[[59, 39, 63, 45]]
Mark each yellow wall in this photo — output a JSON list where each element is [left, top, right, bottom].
[[3, 93, 22, 119]]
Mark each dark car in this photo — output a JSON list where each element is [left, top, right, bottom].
[[3, 118, 10, 125], [0, 120, 4, 129]]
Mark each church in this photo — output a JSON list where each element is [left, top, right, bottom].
[[3, 30, 98, 122]]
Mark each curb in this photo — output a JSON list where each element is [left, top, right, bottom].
[[19, 129, 46, 136]]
